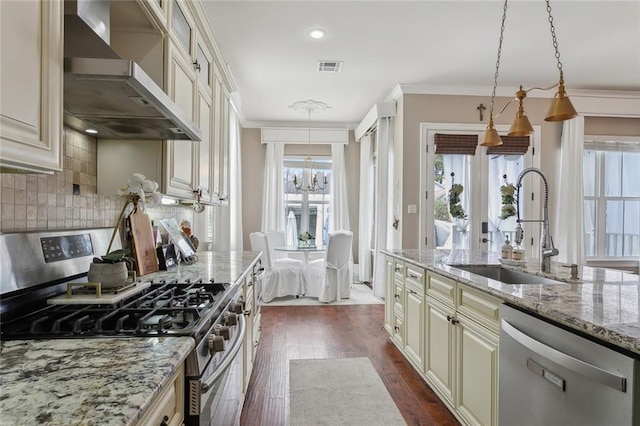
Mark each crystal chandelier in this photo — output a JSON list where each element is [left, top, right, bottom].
[[289, 99, 331, 191], [481, 0, 578, 147]]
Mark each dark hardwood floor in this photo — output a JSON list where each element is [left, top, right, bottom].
[[240, 303, 460, 426]]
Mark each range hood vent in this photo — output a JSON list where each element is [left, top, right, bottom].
[[63, 0, 201, 141]]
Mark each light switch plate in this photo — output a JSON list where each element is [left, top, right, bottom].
[[407, 204, 417, 214]]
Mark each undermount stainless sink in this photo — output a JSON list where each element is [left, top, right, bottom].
[[452, 265, 564, 285]]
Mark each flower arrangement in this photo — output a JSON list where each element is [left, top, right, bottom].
[[499, 174, 516, 220], [106, 173, 162, 255], [448, 173, 467, 219], [298, 231, 315, 241]]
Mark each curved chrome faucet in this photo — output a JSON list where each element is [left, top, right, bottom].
[[514, 167, 558, 272]]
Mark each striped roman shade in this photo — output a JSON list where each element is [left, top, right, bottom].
[[434, 134, 478, 155], [486, 136, 530, 155]]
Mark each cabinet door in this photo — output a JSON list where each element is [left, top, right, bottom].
[[456, 316, 499, 426], [165, 41, 197, 198], [404, 285, 424, 369], [211, 65, 230, 204], [425, 297, 455, 404], [384, 257, 394, 335], [196, 86, 214, 203], [0, 0, 63, 173]]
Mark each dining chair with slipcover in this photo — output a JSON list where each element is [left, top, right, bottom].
[[249, 231, 305, 302], [264, 230, 305, 267], [303, 230, 353, 303]]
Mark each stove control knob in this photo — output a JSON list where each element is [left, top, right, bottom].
[[224, 312, 238, 326], [215, 324, 231, 340], [230, 302, 244, 314], [208, 335, 224, 354]]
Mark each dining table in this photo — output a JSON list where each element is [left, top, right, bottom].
[[274, 245, 324, 264]]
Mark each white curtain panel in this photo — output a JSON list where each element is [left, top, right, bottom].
[[229, 107, 243, 251], [373, 117, 394, 298], [555, 116, 585, 264], [330, 143, 351, 233], [358, 135, 373, 282], [261, 143, 285, 232]]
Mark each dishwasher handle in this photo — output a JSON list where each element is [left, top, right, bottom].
[[501, 318, 627, 392]]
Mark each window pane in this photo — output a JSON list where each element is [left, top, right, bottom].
[[622, 152, 640, 197], [623, 200, 639, 257], [434, 154, 471, 249], [604, 152, 622, 197], [487, 154, 524, 253], [605, 200, 624, 256], [583, 200, 596, 257], [582, 150, 596, 197], [172, 1, 191, 53]]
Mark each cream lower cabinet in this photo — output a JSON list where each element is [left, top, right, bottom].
[[404, 264, 425, 369], [424, 296, 455, 404], [0, 0, 63, 173], [136, 363, 185, 426], [385, 262, 501, 426]]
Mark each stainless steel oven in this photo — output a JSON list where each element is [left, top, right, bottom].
[[0, 228, 248, 426]]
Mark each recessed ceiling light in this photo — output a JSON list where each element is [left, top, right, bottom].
[[308, 28, 326, 39], [85, 129, 98, 134]]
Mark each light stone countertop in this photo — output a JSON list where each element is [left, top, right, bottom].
[[0, 250, 262, 425], [0, 337, 194, 426], [381, 249, 640, 356]]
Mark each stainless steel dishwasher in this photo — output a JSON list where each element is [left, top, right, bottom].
[[499, 304, 639, 426]]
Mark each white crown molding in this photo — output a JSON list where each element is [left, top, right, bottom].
[[242, 120, 358, 130]]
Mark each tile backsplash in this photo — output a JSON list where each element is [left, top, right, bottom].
[[0, 128, 193, 233]]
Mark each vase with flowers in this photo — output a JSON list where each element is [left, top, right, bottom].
[[298, 231, 315, 247], [89, 173, 162, 288]]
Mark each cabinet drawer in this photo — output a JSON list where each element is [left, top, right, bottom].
[[457, 284, 502, 333], [405, 265, 425, 291], [426, 272, 456, 306], [393, 260, 405, 281], [393, 313, 404, 346], [394, 281, 404, 313]]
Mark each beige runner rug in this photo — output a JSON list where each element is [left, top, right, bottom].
[[289, 357, 407, 426], [263, 283, 383, 306]]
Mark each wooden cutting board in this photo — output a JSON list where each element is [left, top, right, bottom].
[[129, 212, 159, 275]]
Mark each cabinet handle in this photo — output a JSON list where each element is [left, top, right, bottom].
[[409, 273, 419, 279], [395, 267, 402, 272], [394, 294, 400, 299], [394, 326, 400, 331], [446, 315, 459, 325], [408, 289, 418, 295], [193, 60, 201, 71], [160, 415, 170, 426]]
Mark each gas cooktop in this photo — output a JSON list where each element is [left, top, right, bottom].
[[0, 280, 231, 340]]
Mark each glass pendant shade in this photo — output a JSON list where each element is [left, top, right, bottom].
[[480, 119, 503, 147], [545, 83, 578, 121]]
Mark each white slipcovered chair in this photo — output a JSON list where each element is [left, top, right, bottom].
[[303, 230, 353, 303], [264, 230, 305, 268], [249, 231, 305, 302]]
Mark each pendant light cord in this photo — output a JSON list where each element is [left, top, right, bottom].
[[545, 0, 564, 81], [489, 0, 509, 122]]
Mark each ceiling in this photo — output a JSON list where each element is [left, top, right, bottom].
[[201, 1, 640, 129]]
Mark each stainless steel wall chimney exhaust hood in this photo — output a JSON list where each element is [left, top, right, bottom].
[[63, 0, 201, 141]]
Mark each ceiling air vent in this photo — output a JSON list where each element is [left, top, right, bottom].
[[318, 60, 343, 73]]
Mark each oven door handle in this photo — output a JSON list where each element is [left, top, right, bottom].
[[201, 313, 246, 394]]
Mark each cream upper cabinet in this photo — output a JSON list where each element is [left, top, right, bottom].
[[0, 0, 63, 173], [165, 38, 198, 198], [211, 64, 230, 205]]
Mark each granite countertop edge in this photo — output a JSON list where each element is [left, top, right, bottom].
[[381, 248, 640, 357]]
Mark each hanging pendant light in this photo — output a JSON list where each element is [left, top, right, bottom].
[[289, 99, 330, 192], [481, 0, 577, 146], [480, 0, 508, 147]]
